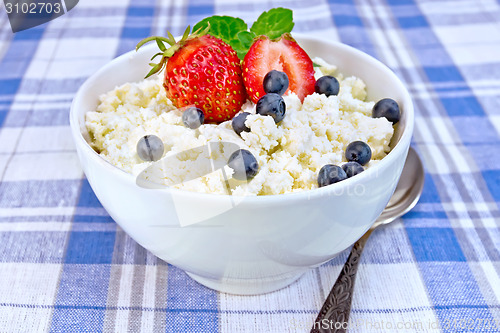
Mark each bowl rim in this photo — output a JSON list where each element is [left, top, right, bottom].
[[70, 33, 414, 205]]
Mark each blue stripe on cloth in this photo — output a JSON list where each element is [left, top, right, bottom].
[[385, 0, 414, 4], [50, 265, 111, 333], [120, 27, 151, 40], [5, 107, 71, 127], [74, 179, 115, 223], [8, 78, 86, 95], [0, 215, 72, 222], [439, 96, 485, 117], [331, 15, 363, 27], [1, 81, 83, 127], [0, 25, 48, 126], [64, 231, 116, 264], [1, 302, 320, 313], [326, 0, 376, 57], [72, 215, 115, 223], [28, 107, 72, 127], [423, 66, 463, 82], [421, 263, 498, 307], [419, 173, 442, 203], [127, 7, 155, 17], [165, 265, 218, 333], [188, 5, 213, 16], [397, 15, 428, 28], [386, 0, 487, 119], [0, 79, 21, 95], [403, 210, 448, 220], [435, 307, 499, 333], [406, 227, 467, 262], [452, 118, 500, 144], [0, 180, 81, 207], [360, 227, 417, 264], [77, 178, 103, 208], [48, 180, 115, 331], [50, 308, 106, 333], [116, 1, 156, 56], [0, 231, 67, 263], [4, 301, 500, 313], [482, 170, 500, 201], [0, 107, 7, 127], [186, 0, 214, 25], [9, 25, 45, 40], [419, 263, 498, 333]]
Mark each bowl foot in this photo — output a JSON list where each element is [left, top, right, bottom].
[[185, 270, 306, 295]]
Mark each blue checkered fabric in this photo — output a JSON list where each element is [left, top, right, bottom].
[[1, 0, 499, 332]]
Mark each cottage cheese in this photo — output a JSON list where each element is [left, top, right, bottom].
[[85, 58, 394, 195]]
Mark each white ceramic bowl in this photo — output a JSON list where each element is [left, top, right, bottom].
[[70, 34, 414, 295]]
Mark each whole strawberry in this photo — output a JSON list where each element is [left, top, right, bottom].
[[242, 34, 315, 103], [137, 27, 247, 123]]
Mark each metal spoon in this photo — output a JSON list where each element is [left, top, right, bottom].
[[310, 147, 425, 333]]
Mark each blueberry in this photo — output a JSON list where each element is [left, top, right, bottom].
[[228, 149, 259, 181], [372, 98, 400, 124], [137, 135, 164, 162], [182, 107, 204, 129], [256, 93, 286, 123], [232, 112, 251, 136], [345, 141, 372, 166], [263, 70, 289, 95], [341, 161, 364, 178], [317, 164, 347, 187], [314, 76, 340, 97]]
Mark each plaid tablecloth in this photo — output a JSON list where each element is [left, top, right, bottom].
[[1, 0, 499, 332]]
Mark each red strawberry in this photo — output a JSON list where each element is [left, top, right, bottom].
[[137, 30, 247, 123], [242, 34, 316, 103]]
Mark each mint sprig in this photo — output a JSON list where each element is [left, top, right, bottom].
[[193, 16, 246, 48], [250, 8, 294, 40], [231, 31, 258, 59], [193, 7, 294, 60]]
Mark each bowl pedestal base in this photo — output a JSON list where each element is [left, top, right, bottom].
[[186, 270, 306, 295]]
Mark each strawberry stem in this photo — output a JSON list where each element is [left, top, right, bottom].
[[136, 23, 210, 78], [182, 25, 190, 40], [156, 39, 166, 51], [151, 52, 164, 61], [167, 31, 176, 45], [136, 36, 173, 51]]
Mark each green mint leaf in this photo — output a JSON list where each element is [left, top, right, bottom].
[[192, 8, 294, 59], [193, 16, 247, 47], [233, 46, 247, 60], [237, 31, 256, 49], [230, 38, 247, 60], [235, 31, 256, 59], [250, 8, 294, 40]]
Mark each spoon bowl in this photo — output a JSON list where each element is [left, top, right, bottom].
[[375, 147, 425, 226]]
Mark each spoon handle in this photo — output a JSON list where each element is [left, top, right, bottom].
[[310, 228, 373, 333]]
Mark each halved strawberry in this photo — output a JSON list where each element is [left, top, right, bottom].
[[242, 34, 315, 103]]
